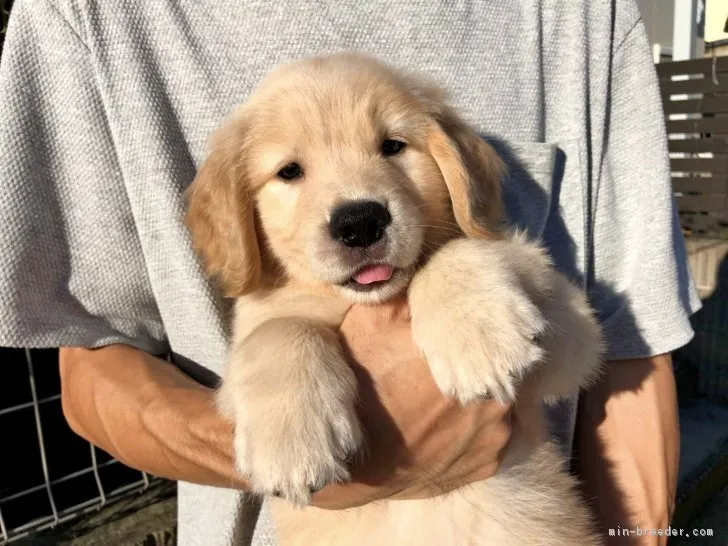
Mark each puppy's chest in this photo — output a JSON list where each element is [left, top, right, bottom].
[[233, 287, 352, 341]]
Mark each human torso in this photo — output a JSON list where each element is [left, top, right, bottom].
[[66, 1, 633, 543]]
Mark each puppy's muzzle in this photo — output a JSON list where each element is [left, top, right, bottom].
[[328, 200, 392, 248]]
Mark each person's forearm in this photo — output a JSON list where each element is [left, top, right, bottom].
[[58, 327, 514, 511], [59, 344, 247, 489], [575, 354, 679, 545]]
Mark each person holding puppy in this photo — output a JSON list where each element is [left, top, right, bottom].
[[0, 1, 699, 545]]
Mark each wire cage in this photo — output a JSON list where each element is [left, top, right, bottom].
[[0, 347, 162, 544]]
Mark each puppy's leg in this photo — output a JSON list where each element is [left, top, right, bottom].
[[472, 441, 604, 545], [408, 237, 549, 404], [409, 234, 603, 405], [533, 273, 604, 403], [217, 295, 361, 506], [473, 231, 604, 401]]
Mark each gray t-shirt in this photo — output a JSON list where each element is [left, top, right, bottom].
[[0, 0, 701, 544]]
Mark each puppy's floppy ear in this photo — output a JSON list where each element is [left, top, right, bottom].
[[425, 104, 506, 238], [184, 116, 262, 297]]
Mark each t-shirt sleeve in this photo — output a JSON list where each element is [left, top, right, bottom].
[[0, 0, 168, 354], [587, 17, 702, 361]]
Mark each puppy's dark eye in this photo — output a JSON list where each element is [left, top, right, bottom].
[[382, 139, 406, 156], [277, 162, 302, 181]]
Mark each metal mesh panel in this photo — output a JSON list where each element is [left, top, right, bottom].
[[0, 348, 159, 544]]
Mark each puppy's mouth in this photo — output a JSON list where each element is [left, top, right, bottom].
[[341, 263, 396, 292]]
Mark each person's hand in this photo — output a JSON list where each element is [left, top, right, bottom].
[[60, 296, 512, 508], [311, 296, 513, 509]]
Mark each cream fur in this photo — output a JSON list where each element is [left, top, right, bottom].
[[185, 53, 605, 545]]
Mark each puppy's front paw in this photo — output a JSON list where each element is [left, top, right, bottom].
[[217, 322, 363, 506], [409, 239, 548, 404]]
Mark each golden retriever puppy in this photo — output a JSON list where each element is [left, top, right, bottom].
[[185, 53, 604, 546]]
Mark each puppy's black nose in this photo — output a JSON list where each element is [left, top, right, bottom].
[[328, 200, 392, 248]]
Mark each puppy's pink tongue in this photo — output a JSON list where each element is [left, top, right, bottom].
[[353, 264, 394, 285]]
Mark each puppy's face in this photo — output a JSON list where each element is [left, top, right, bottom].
[[185, 54, 505, 302]]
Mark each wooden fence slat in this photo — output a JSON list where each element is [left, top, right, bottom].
[[663, 96, 728, 115], [676, 194, 727, 214], [669, 138, 728, 153], [658, 58, 728, 237], [661, 77, 728, 96], [679, 214, 728, 233], [672, 177, 728, 194], [666, 118, 728, 135], [671, 156, 728, 174], [656, 56, 728, 78]]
